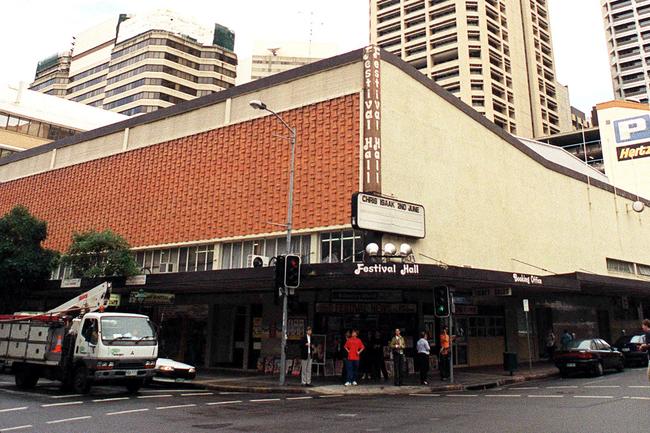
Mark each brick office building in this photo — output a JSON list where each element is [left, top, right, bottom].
[[2, 47, 650, 372]]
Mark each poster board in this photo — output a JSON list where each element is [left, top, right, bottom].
[[311, 334, 326, 375]]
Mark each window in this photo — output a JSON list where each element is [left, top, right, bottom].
[[320, 230, 363, 263], [134, 244, 215, 273], [638, 263, 650, 277], [221, 235, 312, 269], [468, 316, 504, 337], [606, 258, 635, 274]]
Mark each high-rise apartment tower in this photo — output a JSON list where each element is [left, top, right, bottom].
[[601, 0, 650, 104], [30, 10, 237, 116], [370, 0, 565, 138]]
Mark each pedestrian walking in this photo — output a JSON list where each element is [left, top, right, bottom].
[[545, 330, 556, 361], [389, 328, 406, 386], [371, 330, 389, 380], [560, 329, 573, 351], [641, 319, 650, 382], [343, 329, 364, 386], [439, 326, 451, 381], [300, 326, 314, 387], [416, 331, 431, 385]]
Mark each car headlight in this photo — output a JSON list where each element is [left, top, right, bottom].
[[159, 365, 174, 372], [188, 368, 196, 373]]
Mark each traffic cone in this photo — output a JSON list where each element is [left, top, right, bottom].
[[52, 335, 62, 353]]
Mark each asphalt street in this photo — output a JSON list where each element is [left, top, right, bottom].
[[1, 367, 650, 433]]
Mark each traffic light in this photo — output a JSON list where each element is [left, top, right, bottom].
[[274, 255, 285, 301], [284, 254, 301, 289], [434, 286, 450, 318]]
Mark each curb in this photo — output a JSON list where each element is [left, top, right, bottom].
[[192, 370, 559, 396]]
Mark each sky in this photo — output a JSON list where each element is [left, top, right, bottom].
[[0, 0, 611, 114]]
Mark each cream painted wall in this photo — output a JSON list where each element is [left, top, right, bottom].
[[380, 61, 650, 278]]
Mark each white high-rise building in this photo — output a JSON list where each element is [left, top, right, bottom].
[[370, 0, 568, 138], [601, 0, 650, 104], [30, 10, 238, 116]]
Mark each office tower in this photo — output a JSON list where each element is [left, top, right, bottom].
[[370, 0, 566, 137], [30, 10, 237, 116], [601, 0, 650, 103]]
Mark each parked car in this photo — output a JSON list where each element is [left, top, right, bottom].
[[152, 358, 196, 382], [614, 334, 649, 367], [554, 338, 624, 377]]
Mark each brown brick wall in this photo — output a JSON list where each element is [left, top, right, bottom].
[[0, 94, 360, 251]]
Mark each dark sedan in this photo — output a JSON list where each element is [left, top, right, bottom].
[[554, 338, 624, 377], [614, 334, 648, 367]]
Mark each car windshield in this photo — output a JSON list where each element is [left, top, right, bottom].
[[567, 340, 592, 350], [631, 335, 646, 344], [101, 316, 156, 345]]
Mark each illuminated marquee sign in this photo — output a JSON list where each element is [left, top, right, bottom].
[[351, 192, 426, 238]]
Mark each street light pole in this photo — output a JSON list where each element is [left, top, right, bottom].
[[249, 100, 296, 386]]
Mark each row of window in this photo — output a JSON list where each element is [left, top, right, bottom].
[[67, 73, 107, 95], [103, 91, 188, 110], [607, 258, 650, 276], [112, 31, 237, 66], [30, 76, 68, 91], [69, 62, 109, 83], [105, 78, 198, 99], [0, 111, 78, 141]]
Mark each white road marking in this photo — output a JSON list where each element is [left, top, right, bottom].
[[106, 408, 150, 416], [219, 391, 246, 395], [338, 413, 358, 417], [206, 400, 242, 405], [286, 396, 313, 400], [0, 425, 32, 432], [528, 395, 564, 398], [0, 381, 13, 385], [93, 397, 130, 403], [409, 394, 440, 397], [249, 398, 281, 402], [547, 386, 578, 389], [46, 416, 91, 424], [140, 389, 194, 393], [137, 394, 173, 399], [48, 394, 83, 399], [0, 407, 27, 413], [510, 387, 539, 390], [320, 394, 344, 398], [446, 394, 478, 397], [41, 401, 83, 408], [573, 395, 614, 399], [180, 392, 213, 396], [630, 396, 650, 401], [156, 404, 196, 410], [628, 386, 650, 389], [485, 394, 521, 398], [584, 385, 619, 389]]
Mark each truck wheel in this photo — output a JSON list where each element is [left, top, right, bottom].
[[72, 366, 91, 394], [125, 380, 143, 394], [14, 365, 39, 389]]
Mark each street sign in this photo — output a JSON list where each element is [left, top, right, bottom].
[[523, 299, 529, 312]]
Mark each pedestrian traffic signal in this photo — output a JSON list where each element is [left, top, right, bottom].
[[284, 254, 301, 289], [434, 286, 450, 318], [274, 255, 285, 301]]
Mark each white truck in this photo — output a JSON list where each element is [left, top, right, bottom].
[[0, 282, 158, 394]]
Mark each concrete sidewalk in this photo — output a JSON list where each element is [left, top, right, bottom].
[[191, 362, 559, 396]]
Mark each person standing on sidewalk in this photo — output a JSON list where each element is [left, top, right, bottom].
[[545, 330, 556, 361], [641, 319, 650, 382], [300, 326, 314, 387], [439, 326, 451, 381], [416, 331, 431, 385], [372, 330, 389, 381], [344, 329, 364, 386], [390, 328, 406, 386], [560, 329, 573, 351]]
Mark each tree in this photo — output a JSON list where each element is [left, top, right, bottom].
[[61, 229, 139, 278], [0, 206, 59, 313]]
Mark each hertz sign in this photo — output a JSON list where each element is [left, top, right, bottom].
[[613, 115, 650, 161]]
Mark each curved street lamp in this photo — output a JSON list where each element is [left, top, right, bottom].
[[249, 99, 297, 386]]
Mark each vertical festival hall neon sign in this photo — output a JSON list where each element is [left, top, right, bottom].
[[363, 45, 381, 193]]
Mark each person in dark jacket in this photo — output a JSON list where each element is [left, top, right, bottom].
[[300, 327, 314, 386]]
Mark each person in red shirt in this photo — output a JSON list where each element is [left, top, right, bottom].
[[344, 329, 365, 386]]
